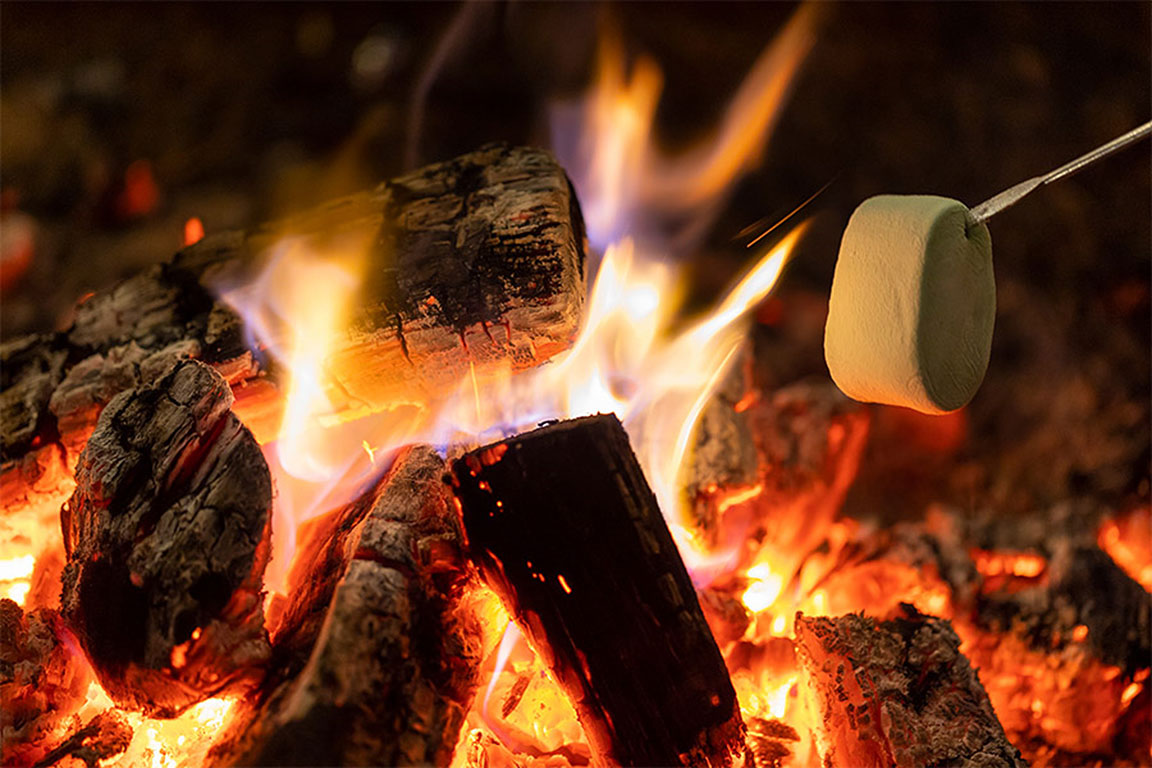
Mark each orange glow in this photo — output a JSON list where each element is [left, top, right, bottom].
[[183, 217, 205, 246], [972, 549, 1047, 579], [1098, 506, 1152, 590], [717, 484, 763, 514]]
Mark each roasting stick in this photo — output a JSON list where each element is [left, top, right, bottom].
[[968, 120, 1152, 224]]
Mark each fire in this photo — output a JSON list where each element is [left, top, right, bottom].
[[0, 553, 34, 604], [1099, 505, 1152, 590], [13, 3, 1142, 767], [76, 681, 235, 768]]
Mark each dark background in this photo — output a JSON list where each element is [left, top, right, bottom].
[[3, 2, 1149, 520]]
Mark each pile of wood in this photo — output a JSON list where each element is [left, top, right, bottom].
[[0, 144, 587, 766], [2, 141, 1144, 768]]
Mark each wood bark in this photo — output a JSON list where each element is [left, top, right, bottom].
[[449, 414, 747, 768], [795, 606, 1027, 768], [210, 445, 484, 767], [1, 142, 585, 504], [60, 359, 272, 717]]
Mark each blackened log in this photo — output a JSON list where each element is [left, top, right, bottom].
[[60, 359, 272, 717], [794, 606, 1027, 768], [212, 445, 486, 767], [449, 414, 746, 768], [0, 600, 98, 767]]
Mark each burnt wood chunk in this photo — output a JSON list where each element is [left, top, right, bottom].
[[60, 359, 272, 717], [213, 445, 485, 767], [449, 414, 746, 768], [795, 607, 1027, 768], [2, 143, 584, 478], [182, 143, 585, 414]]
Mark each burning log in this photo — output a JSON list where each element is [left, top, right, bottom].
[[179, 142, 586, 415], [820, 508, 1152, 761], [213, 445, 486, 767], [1, 142, 584, 466], [449, 414, 747, 768], [688, 373, 870, 568], [26, 711, 134, 768], [0, 600, 99, 766], [794, 606, 1027, 768], [60, 359, 272, 717]]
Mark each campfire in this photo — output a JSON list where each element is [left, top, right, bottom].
[[2, 6, 1149, 768]]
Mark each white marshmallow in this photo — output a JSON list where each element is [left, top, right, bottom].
[[824, 195, 995, 414]]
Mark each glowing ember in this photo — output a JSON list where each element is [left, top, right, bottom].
[[1099, 506, 1152, 590], [183, 217, 205, 246]]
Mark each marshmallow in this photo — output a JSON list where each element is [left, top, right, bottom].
[[824, 195, 995, 414]]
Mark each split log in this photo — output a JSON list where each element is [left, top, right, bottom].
[[0, 600, 99, 767], [2, 142, 585, 495], [449, 414, 746, 768], [60, 359, 272, 717], [794, 606, 1027, 768], [211, 445, 486, 767]]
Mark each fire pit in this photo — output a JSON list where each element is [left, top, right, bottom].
[[2, 4, 1149, 767]]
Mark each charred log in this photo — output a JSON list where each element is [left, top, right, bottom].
[[1, 143, 585, 488], [823, 508, 1152, 759], [60, 359, 272, 717], [795, 606, 1027, 768], [0, 600, 97, 767], [450, 414, 746, 768], [688, 374, 870, 558], [181, 142, 585, 415], [212, 445, 485, 767]]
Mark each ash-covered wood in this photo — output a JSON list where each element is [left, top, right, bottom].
[[60, 359, 272, 717], [213, 445, 485, 767], [0, 600, 97, 767], [795, 606, 1027, 768], [450, 414, 746, 768]]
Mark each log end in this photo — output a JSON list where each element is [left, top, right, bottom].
[[60, 359, 272, 717]]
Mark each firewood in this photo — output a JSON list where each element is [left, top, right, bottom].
[[60, 359, 272, 717], [0, 600, 98, 767], [211, 445, 486, 767], [179, 142, 585, 415], [449, 414, 747, 768], [821, 509, 1151, 760], [1, 143, 585, 505], [794, 606, 1027, 768], [687, 374, 870, 560]]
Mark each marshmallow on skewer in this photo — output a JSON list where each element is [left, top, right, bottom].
[[824, 195, 994, 414]]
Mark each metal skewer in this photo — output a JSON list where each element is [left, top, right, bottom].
[[968, 120, 1151, 225]]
